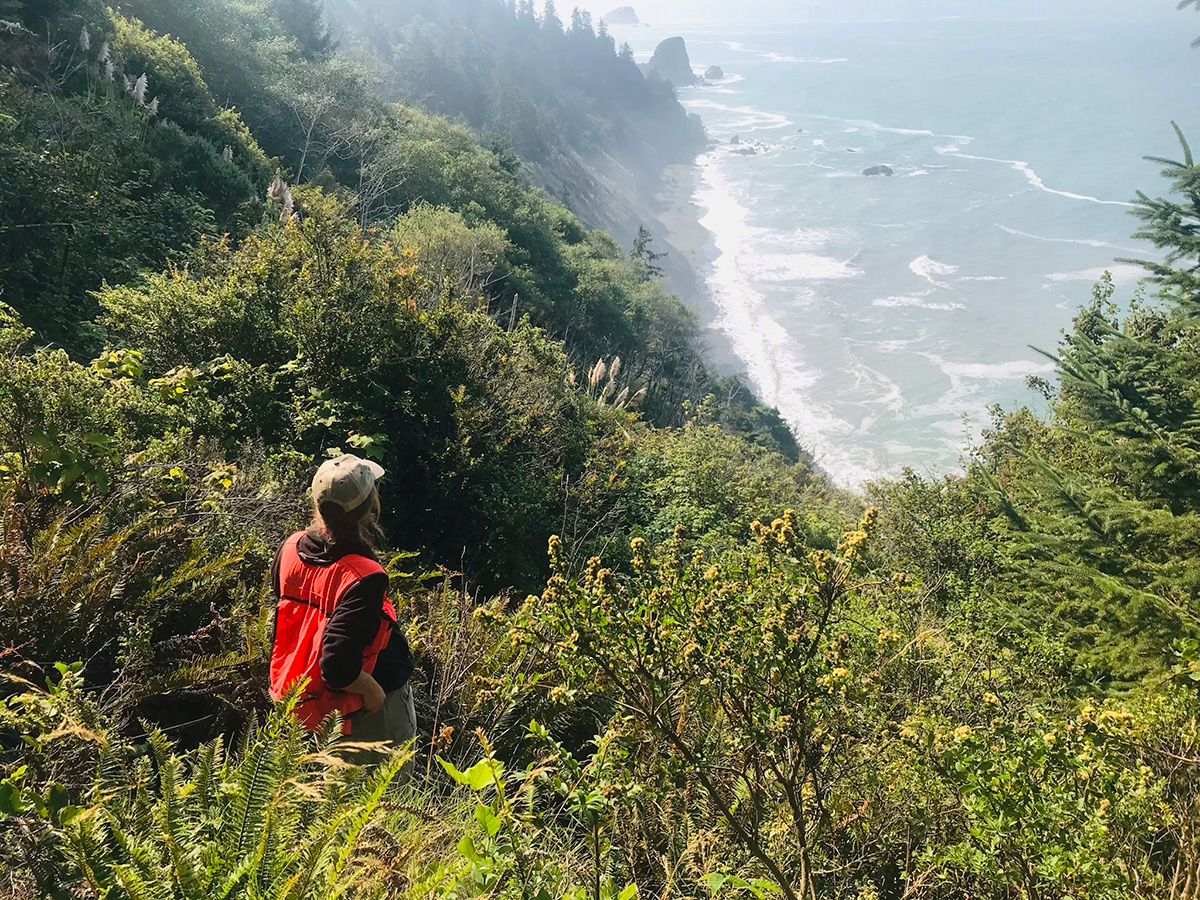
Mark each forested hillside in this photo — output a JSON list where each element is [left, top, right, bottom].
[[1, 1, 1199, 899], [320, 0, 705, 247]]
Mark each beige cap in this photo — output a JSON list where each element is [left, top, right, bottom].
[[312, 454, 385, 512]]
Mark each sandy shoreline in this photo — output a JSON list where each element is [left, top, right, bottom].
[[653, 158, 746, 377]]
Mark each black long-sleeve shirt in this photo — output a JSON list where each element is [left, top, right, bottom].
[[271, 532, 412, 692]]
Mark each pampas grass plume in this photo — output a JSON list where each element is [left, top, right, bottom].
[[132, 73, 148, 106]]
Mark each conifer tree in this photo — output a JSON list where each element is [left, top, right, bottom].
[[631, 225, 667, 281], [1126, 124, 1200, 304], [272, 0, 334, 59], [541, 0, 563, 35], [569, 7, 593, 37], [981, 124, 1200, 684]]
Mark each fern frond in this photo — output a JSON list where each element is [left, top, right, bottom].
[[229, 736, 281, 857], [148, 726, 203, 895], [315, 748, 412, 898]]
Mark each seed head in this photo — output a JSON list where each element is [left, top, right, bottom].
[[131, 73, 148, 107]]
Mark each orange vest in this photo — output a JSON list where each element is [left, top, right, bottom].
[[269, 532, 397, 732]]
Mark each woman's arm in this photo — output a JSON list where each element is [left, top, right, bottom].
[[320, 570, 390, 705]]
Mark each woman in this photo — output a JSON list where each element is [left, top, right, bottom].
[[269, 454, 415, 753]]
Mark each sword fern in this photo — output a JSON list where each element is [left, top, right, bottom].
[[63, 701, 411, 899]]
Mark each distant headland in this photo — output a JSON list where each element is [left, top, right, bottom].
[[601, 6, 640, 26]]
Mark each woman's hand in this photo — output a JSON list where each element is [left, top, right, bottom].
[[345, 670, 387, 713]]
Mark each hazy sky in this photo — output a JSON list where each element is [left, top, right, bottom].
[[577, 0, 1188, 26]]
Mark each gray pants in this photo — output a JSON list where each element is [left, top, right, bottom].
[[346, 682, 417, 770]]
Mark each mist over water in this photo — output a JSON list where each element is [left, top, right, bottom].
[[616, 13, 1197, 485]]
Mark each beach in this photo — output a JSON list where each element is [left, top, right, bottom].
[[612, 14, 1194, 485]]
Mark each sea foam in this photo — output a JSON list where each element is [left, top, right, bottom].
[[909, 256, 959, 289], [726, 41, 848, 64], [938, 149, 1135, 207], [683, 98, 792, 132], [692, 150, 880, 485], [874, 296, 965, 311], [1045, 264, 1147, 285], [999, 225, 1139, 253], [747, 252, 861, 283]]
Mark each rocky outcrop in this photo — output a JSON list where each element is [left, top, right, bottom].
[[601, 6, 640, 25], [643, 37, 696, 86], [864, 165, 894, 177], [704, 65, 725, 80], [729, 137, 768, 156]]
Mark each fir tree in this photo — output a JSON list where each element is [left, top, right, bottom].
[[272, 0, 335, 59], [541, 0, 563, 35], [1125, 123, 1200, 305], [569, 7, 593, 37], [631, 225, 667, 281]]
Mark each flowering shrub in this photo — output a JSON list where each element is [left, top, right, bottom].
[[513, 510, 906, 900], [929, 708, 1162, 898]]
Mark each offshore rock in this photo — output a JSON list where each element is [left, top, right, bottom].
[[645, 36, 696, 86], [601, 7, 640, 25], [864, 165, 894, 176], [704, 65, 725, 79]]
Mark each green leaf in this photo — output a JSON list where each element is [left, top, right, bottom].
[[47, 783, 70, 816], [457, 834, 482, 863], [437, 757, 470, 786], [618, 884, 638, 900], [748, 879, 782, 898], [474, 804, 502, 837], [0, 783, 23, 815], [465, 760, 502, 791]]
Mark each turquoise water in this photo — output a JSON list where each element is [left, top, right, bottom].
[[616, 14, 1199, 484]]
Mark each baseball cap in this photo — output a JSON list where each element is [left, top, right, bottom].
[[312, 454, 385, 512]]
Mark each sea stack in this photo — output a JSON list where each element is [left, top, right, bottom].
[[601, 6, 639, 26], [704, 65, 725, 79], [643, 37, 696, 86], [864, 165, 894, 177]]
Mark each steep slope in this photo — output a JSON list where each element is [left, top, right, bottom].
[[324, 0, 706, 249]]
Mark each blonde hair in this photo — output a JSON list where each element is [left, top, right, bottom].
[[311, 487, 382, 551]]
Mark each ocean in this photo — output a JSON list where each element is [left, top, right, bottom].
[[616, 12, 1199, 485]]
